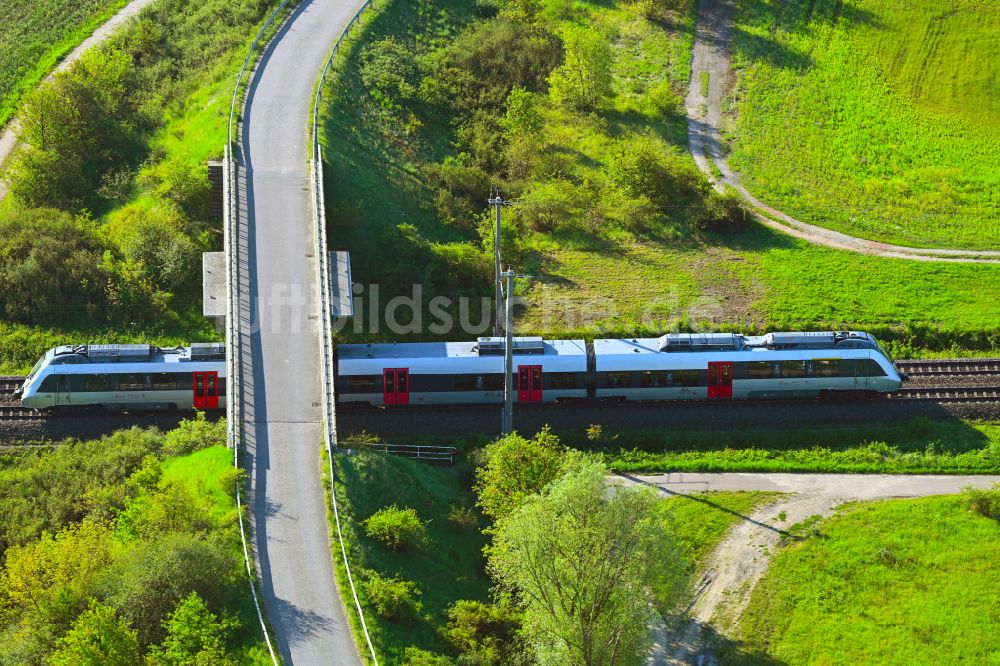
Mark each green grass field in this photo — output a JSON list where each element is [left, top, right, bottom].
[[0, 0, 128, 128], [728, 0, 1000, 250], [321, 0, 1000, 356], [735, 495, 1000, 664], [588, 418, 1000, 475]]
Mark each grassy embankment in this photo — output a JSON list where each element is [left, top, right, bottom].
[[0, 418, 272, 663], [733, 494, 1000, 664], [326, 451, 491, 662], [728, 0, 1000, 250], [0, 0, 129, 128], [321, 0, 1000, 358], [324, 444, 781, 662], [586, 418, 1000, 474], [0, 0, 291, 374]]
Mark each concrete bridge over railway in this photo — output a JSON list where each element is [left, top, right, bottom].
[[223, 1, 368, 663]]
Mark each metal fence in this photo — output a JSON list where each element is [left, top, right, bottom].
[[356, 443, 459, 465]]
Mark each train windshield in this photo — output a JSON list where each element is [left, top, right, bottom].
[[26, 352, 50, 382]]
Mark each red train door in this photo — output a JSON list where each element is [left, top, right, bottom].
[[193, 371, 219, 409], [517, 365, 543, 402], [707, 362, 732, 399], [383, 369, 410, 406]]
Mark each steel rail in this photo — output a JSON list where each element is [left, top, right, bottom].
[[310, 1, 379, 662]]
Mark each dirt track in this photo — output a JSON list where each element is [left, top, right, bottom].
[[684, 0, 1000, 264], [612, 472, 1000, 665]]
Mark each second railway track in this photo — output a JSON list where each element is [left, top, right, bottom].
[[897, 359, 1000, 376]]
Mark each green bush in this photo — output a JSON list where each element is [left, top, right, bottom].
[[474, 426, 566, 521], [698, 187, 752, 233], [403, 647, 454, 665], [363, 504, 427, 551], [963, 484, 1000, 520], [444, 600, 524, 665], [363, 570, 422, 624]]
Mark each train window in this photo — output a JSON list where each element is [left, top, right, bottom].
[[606, 372, 633, 389], [640, 370, 669, 388], [195, 375, 204, 397], [397, 372, 408, 393], [453, 375, 477, 391], [781, 361, 806, 378], [150, 374, 177, 390], [218, 377, 226, 395], [813, 360, 840, 377], [39, 376, 59, 392], [118, 374, 144, 391], [346, 376, 379, 394], [865, 360, 887, 377], [549, 373, 577, 389], [671, 370, 700, 387], [484, 374, 504, 391], [84, 375, 109, 392], [747, 362, 773, 379]]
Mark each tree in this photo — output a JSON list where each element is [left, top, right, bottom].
[[49, 600, 141, 666], [548, 27, 613, 110], [503, 87, 543, 136], [488, 459, 687, 666], [147, 591, 235, 666], [474, 427, 566, 521]]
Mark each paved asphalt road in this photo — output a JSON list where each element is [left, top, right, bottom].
[[237, 1, 367, 663]]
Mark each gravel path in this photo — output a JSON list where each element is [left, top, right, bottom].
[[613, 472, 1000, 665], [685, 0, 1000, 264], [0, 0, 161, 199]]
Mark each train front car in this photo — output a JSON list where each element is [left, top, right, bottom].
[[19, 343, 227, 411], [591, 331, 902, 401], [335, 337, 588, 407]]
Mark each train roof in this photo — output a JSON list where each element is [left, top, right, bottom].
[[338, 337, 587, 360], [593, 331, 879, 355], [337, 337, 588, 375], [44, 343, 225, 366]]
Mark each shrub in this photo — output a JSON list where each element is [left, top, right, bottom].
[[648, 80, 682, 115], [364, 570, 422, 624], [444, 600, 523, 664], [963, 484, 1000, 520], [404, 647, 453, 665], [363, 505, 427, 551], [360, 38, 419, 108], [698, 187, 753, 233], [474, 427, 566, 520], [447, 504, 479, 530]]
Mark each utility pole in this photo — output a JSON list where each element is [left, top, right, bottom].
[[501, 267, 515, 434], [488, 191, 509, 338]]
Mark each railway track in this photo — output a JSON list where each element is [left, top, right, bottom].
[[0, 406, 46, 421], [888, 386, 1000, 401], [896, 359, 1000, 376], [0, 377, 24, 394]]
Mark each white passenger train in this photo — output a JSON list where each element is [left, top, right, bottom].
[[17, 343, 226, 411], [18, 331, 903, 411], [335, 331, 903, 406]]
